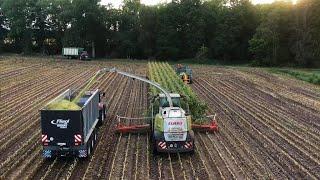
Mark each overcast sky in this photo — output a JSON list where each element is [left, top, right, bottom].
[[100, 0, 296, 7]]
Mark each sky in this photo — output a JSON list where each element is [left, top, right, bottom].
[[100, 0, 297, 7]]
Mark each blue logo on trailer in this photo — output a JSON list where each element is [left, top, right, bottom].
[[78, 150, 87, 157], [43, 150, 52, 158]]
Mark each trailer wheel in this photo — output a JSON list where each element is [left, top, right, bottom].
[[103, 105, 107, 121], [94, 131, 97, 142], [87, 143, 91, 157], [91, 140, 94, 152], [98, 113, 103, 127]]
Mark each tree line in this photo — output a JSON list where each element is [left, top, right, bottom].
[[0, 0, 319, 67]]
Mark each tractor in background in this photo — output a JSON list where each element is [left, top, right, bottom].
[[174, 64, 193, 84]]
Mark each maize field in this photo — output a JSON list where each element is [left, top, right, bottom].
[[1, 56, 319, 179]]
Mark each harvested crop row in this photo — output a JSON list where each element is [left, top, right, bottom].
[[191, 67, 320, 179], [234, 69, 320, 112], [2, 58, 318, 179], [193, 79, 292, 178]]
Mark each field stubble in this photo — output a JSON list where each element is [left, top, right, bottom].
[[1, 58, 319, 179]]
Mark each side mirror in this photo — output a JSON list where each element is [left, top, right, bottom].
[[185, 113, 190, 116], [102, 92, 106, 97]]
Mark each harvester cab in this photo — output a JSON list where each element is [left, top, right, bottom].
[[159, 93, 181, 107], [174, 64, 193, 84]]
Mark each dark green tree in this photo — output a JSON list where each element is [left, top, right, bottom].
[[156, 0, 205, 60], [0, 6, 8, 53], [214, 0, 258, 62], [249, 1, 294, 66], [291, 0, 320, 67], [2, 0, 37, 53], [115, 0, 141, 58]]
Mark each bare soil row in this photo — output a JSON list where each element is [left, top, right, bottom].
[[1, 59, 319, 179]]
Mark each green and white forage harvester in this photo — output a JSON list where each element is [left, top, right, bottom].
[[104, 68, 218, 153]]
